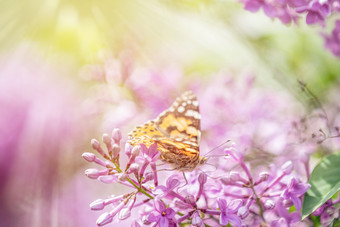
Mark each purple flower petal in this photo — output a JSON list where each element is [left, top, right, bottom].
[[219, 212, 229, 226], [192, 211, 203, 226], [147, 212, 160, 223], [244, 0, 262, 12], [149, 143, 158, 156], [140, 143, 149, 156], [159, 217, 169, 227], [228, 199, 243, 213], [153, 185, 168, 195], [150, 151, 161, 162], [154, 199, 166, 213], [294, 183, 310, 196], [165, 208, 176, 219], [306, 11, 323, 25], [263, 4, 278, 18], [228, 214, 242, 227], [290, 194, 302, 211], [167, 175, 180, 190], [218, 198, 227, 211]]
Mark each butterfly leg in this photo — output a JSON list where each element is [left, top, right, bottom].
[[182, 172, 188, 185]]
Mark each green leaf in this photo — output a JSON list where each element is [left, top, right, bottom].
[[302, 151, 340, 220], [333, 219, 340, 227]]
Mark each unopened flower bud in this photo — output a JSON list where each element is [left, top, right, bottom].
[[90, 199, 105, 210], [127, 146, 140, 165], [119, 195, 136, 220], [82, 152, 96, 162], [91, 139, 106, 157], [98, 175, 117, 184], [142, 171, 154, 183], [112, 144, 120, 158], [259, 172, 269, 182], [93, 194, 125, 209], [119, 207, 131, 220], [96, 212, 113, 226], [128, 163, 140, 173], [198, 173, 207, 184], [83, 154, 106, 166], [102, 133, 113, 156], [281, 161, 293, 174], [91, 139, 101, 150], [85, 168, 108, 179], [131, 146, 140, 157], [264, 199, 275, 209], [102, 133, 111, 145], [112, 128, 122, 144], [97, 201, 125, 226], [238, 206, 249, 219], [125, 143, 132, 157]]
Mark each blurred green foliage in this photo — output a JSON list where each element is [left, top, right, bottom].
[[1, 0, 339, 98]]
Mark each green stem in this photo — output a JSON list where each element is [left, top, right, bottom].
[[113, 162, 154, 199], [250, 185, 265, 222]]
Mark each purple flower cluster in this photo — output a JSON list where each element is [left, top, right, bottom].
[[323, 20, 340, 56], [83, 128, 314, 226], [240, 0, 340, 57], [81, 51, 340, 225], [312, 198, 340, 225], [242, 0, 340, 25]]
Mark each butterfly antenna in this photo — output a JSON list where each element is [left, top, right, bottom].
[[203, 139, 231, 157]]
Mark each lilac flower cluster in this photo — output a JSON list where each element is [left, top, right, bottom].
[[82, 128, 315, 226], [240, 0, 340, 57], [82, 48, 340, 225], [312, 198, 340, 225], [241, 0, 340, 25]]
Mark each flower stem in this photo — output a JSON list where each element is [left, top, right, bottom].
[[113, 161, 154, 199], [250, 186, 265, 222]]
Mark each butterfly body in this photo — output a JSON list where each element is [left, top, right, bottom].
[[128, 91, 206, 171]]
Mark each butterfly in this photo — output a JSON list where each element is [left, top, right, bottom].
[[127, 91, 207, 171]]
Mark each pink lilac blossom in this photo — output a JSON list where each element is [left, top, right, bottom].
[[239, 0, 340, 57], [147, 199, 177, 227], [217, 198, 243, 226], [82, 58, 340, 226], [312, 198, 340, 225], [241, 0, 337, 25], [83, 129, 314, 226]]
